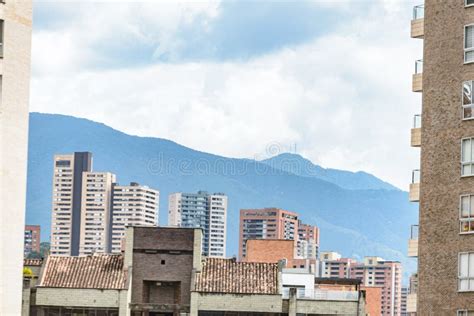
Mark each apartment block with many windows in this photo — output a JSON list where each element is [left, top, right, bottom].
[[168, 191, 227, 257], [238, 208, 319, 261], [405, 0, 474, 313], [111, 182, 159, 253], [50, 153, 92, 256], [350, 257, 402, 316], [79, 171, 116, 256], [50, 152, 159, 256]]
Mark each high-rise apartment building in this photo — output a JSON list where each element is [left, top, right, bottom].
[[79, 171, 116, 256], [24, 225, 41, 257], [349, 257, 402, 316], [401, 287, 408, 316], [405, 1, 474, 313], [111, 182, 159, 253], [50, 153, 92, 256], [297, 221, 320, 259], [168, 191, 227, 257], [0, 0, 33, 313], [238, 208, 319, 261], [50, 152, 158, 256]]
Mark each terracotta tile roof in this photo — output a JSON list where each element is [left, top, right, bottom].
[[194, 258, 279, 294], [24, 259, 43, 266], [39, 254, 126, 289]]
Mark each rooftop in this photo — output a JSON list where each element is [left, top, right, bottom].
[[194, 258, 279, 295], [39, 254, 126, 290]]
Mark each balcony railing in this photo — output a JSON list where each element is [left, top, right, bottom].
[[282, 288, 359, 301], [413, 5, 424, 20], [411, 5, 424, 39], [415, 59, 423, 74], [413, 114, 422, 128], [412, 169, 420, 184], [411, 115, 421, 147], [412, 60, 423, 92], [409, 170, 420, 202], [408, 225, 419, 257], [410, 224, 419, 239]]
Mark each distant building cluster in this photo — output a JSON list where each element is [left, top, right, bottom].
[[22, 151, 407, 315], [49, 152, 159, 256]]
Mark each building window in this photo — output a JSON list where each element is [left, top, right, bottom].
[[467, 0, 474, 7], [462, 138, 474, 176], [458, 310, 474, 316], [466, 25, 474, 63], [459, 252, 474, 291], [460, 195, 474, 233], [463, 81, 474, 119]]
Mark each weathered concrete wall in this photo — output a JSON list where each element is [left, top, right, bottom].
[[35, 288, 124, 308]]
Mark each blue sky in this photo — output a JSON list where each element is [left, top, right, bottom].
[[30, 0, 422, 189]]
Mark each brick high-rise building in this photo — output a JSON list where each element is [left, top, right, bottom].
[[404, 1, 474, 313], [0, 0, 33, 311], [50, 152, 158, 256], [238, 208, 319, 261], [168, 191, 227, 257], [24, 225, 41, 257]]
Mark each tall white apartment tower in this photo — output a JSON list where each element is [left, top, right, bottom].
[[111, 182, 159, 253], [79, 171, 116, 256], [50, 153, 92, 256], [0, 0, 33, 313], [168, 191, 227, 257]]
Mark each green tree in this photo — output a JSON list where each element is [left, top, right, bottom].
[[23, 267, 33, 278]]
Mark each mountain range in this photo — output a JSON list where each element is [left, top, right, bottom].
[[26, 112, 418, 279]]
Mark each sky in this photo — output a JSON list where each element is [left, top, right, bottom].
[[30, 0, 422, 190]]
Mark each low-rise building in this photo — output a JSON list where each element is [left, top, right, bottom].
[[191, 257, 367, 315], [32, 254, 128, 315]]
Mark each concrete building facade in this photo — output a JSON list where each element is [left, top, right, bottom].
[[111, 182, 159, 253], [168, 191, 227, 257], [0, 0, 33, 312], [50, 153, 92, 256], [50, 152, 158, 256], [79, 171, 116, 256], [24, 225, 41, 257]]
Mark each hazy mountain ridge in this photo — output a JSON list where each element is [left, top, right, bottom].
[[26, 112, 418, 279], [261, 153, 398, 191]]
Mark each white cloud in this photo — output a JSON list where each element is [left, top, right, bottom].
[[30, 0, 422, 189]]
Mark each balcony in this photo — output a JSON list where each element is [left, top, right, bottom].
[[408, 225, 419, 257], [411, 114, 421, 147], [406, 293, 417, 313], [412, 59, 423, 92], [409, 169, 420, 202], [411, 5, 424, 39]]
